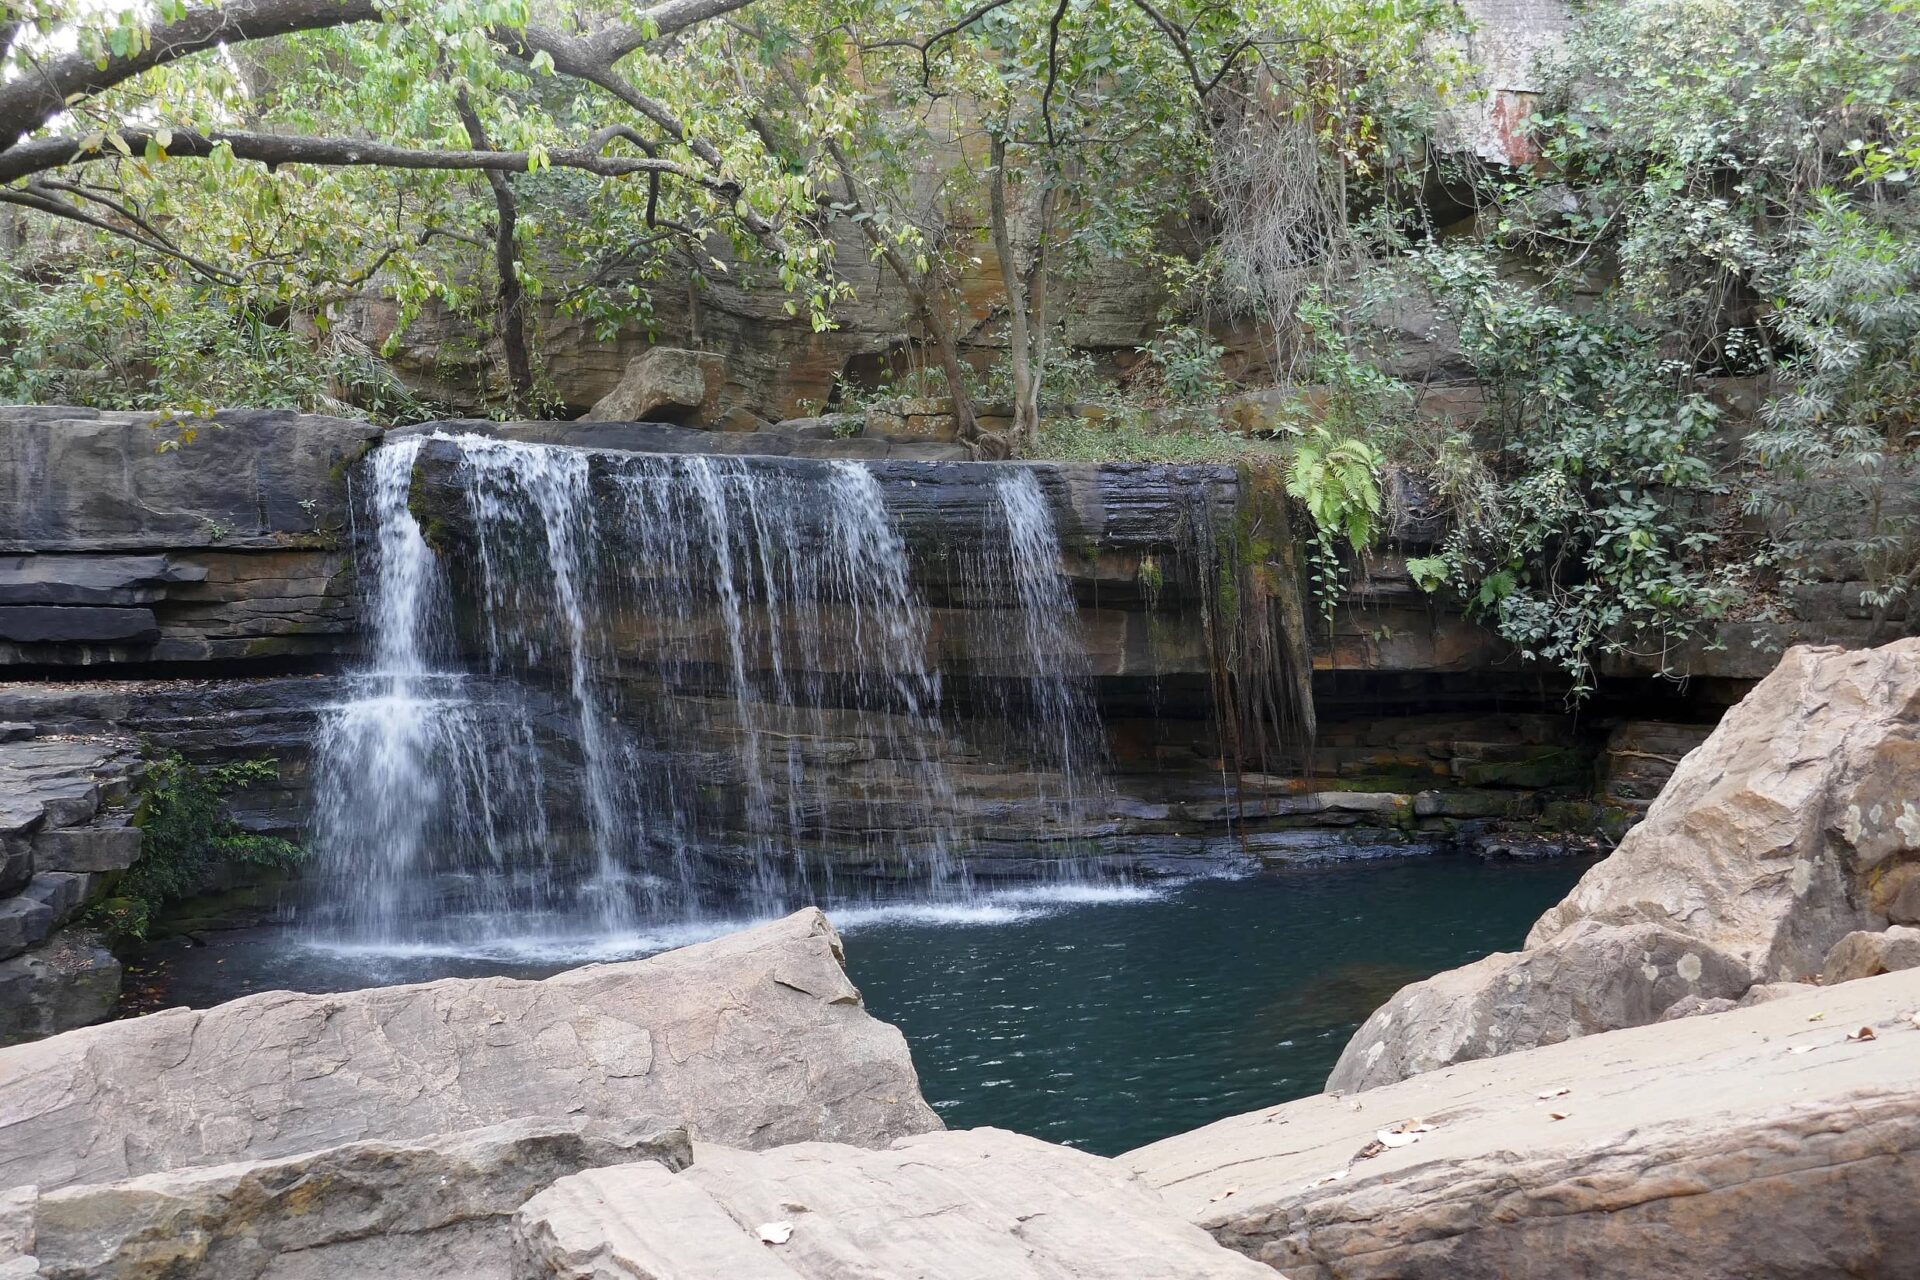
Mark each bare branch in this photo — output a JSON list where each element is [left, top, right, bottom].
[[863, 0, 1019, 87], [1039, 0, 1070, 147], [588, 0, 763, 62]]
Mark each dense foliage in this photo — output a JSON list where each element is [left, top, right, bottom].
[[1315, 0, 1920, 689], [3, 0, 1915, 689]]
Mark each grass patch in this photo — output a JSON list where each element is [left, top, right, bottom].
[[1029, 412, 1290, 465]]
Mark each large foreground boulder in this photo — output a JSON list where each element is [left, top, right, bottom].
[[1327, 921, 1751, 1089], [1129, 967, 1920, 1279], [1330, 639, 1920, 1090], [21, 1117, 690, 1280], [513, 1128, 1277, 1279], [1530, 639, 1920, 974], [0, 908, 940, 1193]]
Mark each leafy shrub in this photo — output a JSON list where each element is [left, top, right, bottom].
[[1138, 325, 1228, 404], [1391, 250, 1737, 692], [1285, 424, 1383, 626], [85, 752, 304, 940], [1746, 196, 1920, 617]]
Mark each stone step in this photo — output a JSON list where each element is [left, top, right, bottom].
[[0, 874, 88, 961], [31, 823, 141, 874]]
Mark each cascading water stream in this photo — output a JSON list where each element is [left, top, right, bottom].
[[992, 468, 1112, 834], [305, 436, 1119, 953], [305, 437, 552, 946]]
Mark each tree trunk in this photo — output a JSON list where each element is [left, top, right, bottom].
[[455, 96, 535, 415], [988, 137, 1055, 454]]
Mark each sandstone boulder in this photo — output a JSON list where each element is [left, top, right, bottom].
[[1822, 925, 1920, 985], [21, 1117, 689, 1280], [0, 908, 940, 1192], [1130, 968, 1920, 1280], [1532, 640, 1920, 978], [1327, 921, 1749, 1091], [583, 348, 727, 425], [513, 1128, 1276, 1280], [1329, 640, 1920, 1090]]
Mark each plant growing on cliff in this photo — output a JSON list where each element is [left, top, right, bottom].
[[1388, 249, 1736, 692], [1285, 423, 1382, 627], [1745, 196, 1920, 625], [84, 752, 303, 940]]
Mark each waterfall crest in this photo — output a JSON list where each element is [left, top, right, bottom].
[[306, 435, 1115, 950]]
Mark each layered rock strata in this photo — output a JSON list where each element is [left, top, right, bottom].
[[0, 734, 145, 1045]]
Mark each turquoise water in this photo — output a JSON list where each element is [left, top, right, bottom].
[[128, 856, 1589, 1157], [841, 857, 1592, 1155]]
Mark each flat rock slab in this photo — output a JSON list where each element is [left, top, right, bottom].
[[1127, 967, 1920, 1280], [0, 909, 940, 1193], [513, 1128, 1277, 1280], [21, 1116, 690, 1280], [0, 739, 140, 837]]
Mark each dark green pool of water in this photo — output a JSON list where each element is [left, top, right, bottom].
[[128, 854, 1590, 1158], [842, 856, 1592, 1155]]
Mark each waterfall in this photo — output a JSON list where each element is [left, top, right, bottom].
[[305, 437, 554, 944], [991, 469, 1111, 834], [305, 436, 1115, 951]]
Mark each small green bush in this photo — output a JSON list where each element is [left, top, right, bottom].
[[85, 752, 304, 940]]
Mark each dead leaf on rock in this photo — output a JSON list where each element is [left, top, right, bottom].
[[759, 1222, 794, 1245], [1786, 1044, 1818, 1055], [1547, 1112, 1569, 1121], [1537, 1088, 1570, 1100], [1847, 1026, 1877, 1042], [1209, 1187, 1238, 1202], [1303, 1169, 1351, 1190], [1808, 1012, 1826, 1022]]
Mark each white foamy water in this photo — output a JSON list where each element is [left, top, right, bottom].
[[296, 879, 1184, 969]]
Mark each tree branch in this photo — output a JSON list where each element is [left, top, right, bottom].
[[0, 0, 759, 156], [1039, 0, 1070, 147], [0, 127, 698, 185], [0, 184, 242, 283], [587, 0, 763, 62], [0, 0, 384, 148], [862, 0, 1019, 87], [455, 91, 534, 410], [503, 23, 780, 240]]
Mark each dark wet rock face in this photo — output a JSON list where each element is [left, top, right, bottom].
[[0, 406, 376, 668]]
